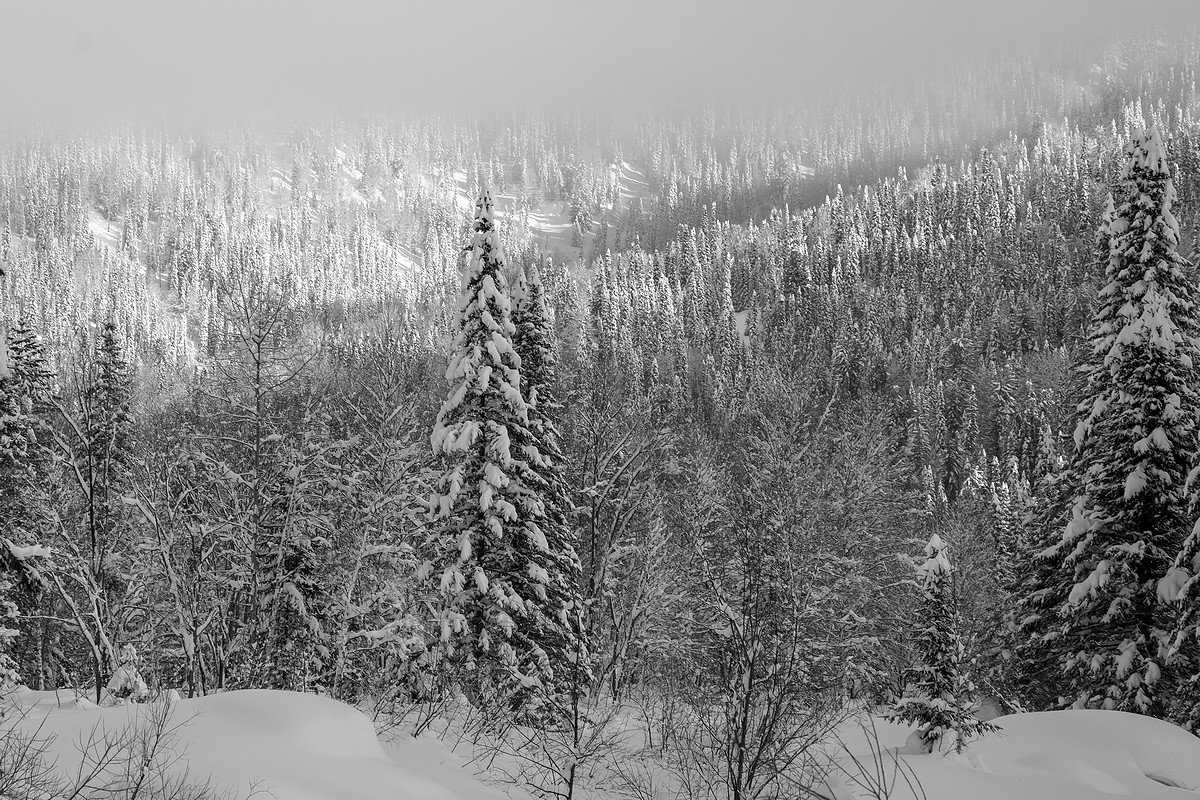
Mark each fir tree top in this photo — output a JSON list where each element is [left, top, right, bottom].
[[918, 532, 952, 584], [513, 261, 556, 411], [1094, 127, 1194, 378], [430, 189, 530, 498], [426, 189, 544, 649], [1054, 126, 1200, 716]]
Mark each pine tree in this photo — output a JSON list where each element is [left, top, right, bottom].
[[8, 321, 57, 412], [889, 533, 991, 752], [0, 575, 19, 689], [0, 322, 54, 690], [511, 261, 591, 706], [82, 321, 134, 580], [0, 322, 57, 545], [422, 191, 561, 713], [1051, 127, 1200, 716], [1009, 435, 1077, 710], [1009, 205, 1117, 712], [0, 332, 30, 689]]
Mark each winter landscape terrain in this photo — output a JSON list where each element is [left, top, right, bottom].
[[9, 1, 1200, 798]]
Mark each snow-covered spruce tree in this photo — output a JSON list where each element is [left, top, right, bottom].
[[82, 321, 135, 552], [1008, 200, 1119, 712], [1008, 428, 1078, 710], [1158, 230, 1200, 727], [0, 330, 28, 690], [1050, 128, 1200, 717], [888, 533, 991, 753], [7, 321, 57, 413], [246, 407, 351, 692], [511, 262, 592, 706], [422, 191, 567, 715], [0, 321, 57, 551], [0, 576, 20, 690], [79, 320, 134, 606], [0, 322, 53, 691]]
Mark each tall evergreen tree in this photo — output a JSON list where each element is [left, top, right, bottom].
[[0, 322, 54, 690], [81, 321, 134, 582], [0, 321, 57, 547], [1009, 427, 1077, 710], [512, 261, 592, 705], [888, 533, 991, 752], [422, 192, 562, 713], [7, 322, 56, 409], [1008, 202, 1116, 710], [0, 332, 29, 689], [1051, 127, 1200, 716]]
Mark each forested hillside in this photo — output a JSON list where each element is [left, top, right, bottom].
[[7, 21, 1200, 799]]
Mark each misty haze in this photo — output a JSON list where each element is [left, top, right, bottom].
[[5, 2, 1200, 799]]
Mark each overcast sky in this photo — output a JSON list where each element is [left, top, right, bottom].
[[0, 0, 1196, 119]]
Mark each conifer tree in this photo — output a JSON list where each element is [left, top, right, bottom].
[[0, 332, 28, 689], [1051, 128, 1200, 716], [0, 322, 57, 546], [0, 322, 54, 690], [422, 191, 562, 713], [1008, 196, 1118, 711], [0, 573, 19, 689], [1009, 433, 1077, 709], [889, 533, 991, 752], [512, 261, 592, 705], [82, 321, 134, 577], [8, 321, 57, 411]]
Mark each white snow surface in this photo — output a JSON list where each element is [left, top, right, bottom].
[[2, 688, 525, 800], [828, 709, 1200, 799], [8, 688, 1200, 799], [86, 208, 123, 252]]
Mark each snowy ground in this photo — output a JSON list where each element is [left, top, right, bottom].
[[1, 689, 527, 800], [255, 135, 654, 270], [585, 161, 650, 258], [86, 208, 123, 252], [7, 688, 1200, 799], [437, 160, 651, 262], [826, 710, 1200, 799], [524, 198, 574, 257]]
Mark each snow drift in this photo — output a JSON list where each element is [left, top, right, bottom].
[[8, 689, 1200, 800], [831, 709, 1200, 800], [2, 689, 521, 800]]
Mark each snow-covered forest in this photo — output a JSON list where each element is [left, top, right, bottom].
[[8, 3, 1200, 798]]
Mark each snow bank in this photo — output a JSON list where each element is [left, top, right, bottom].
[[831, 709, 1200, 799], [3, 688, 523, 800], [10, 688, 1200, 800]]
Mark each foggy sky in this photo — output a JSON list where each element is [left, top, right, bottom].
[[0, 0, 1196, 120]]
